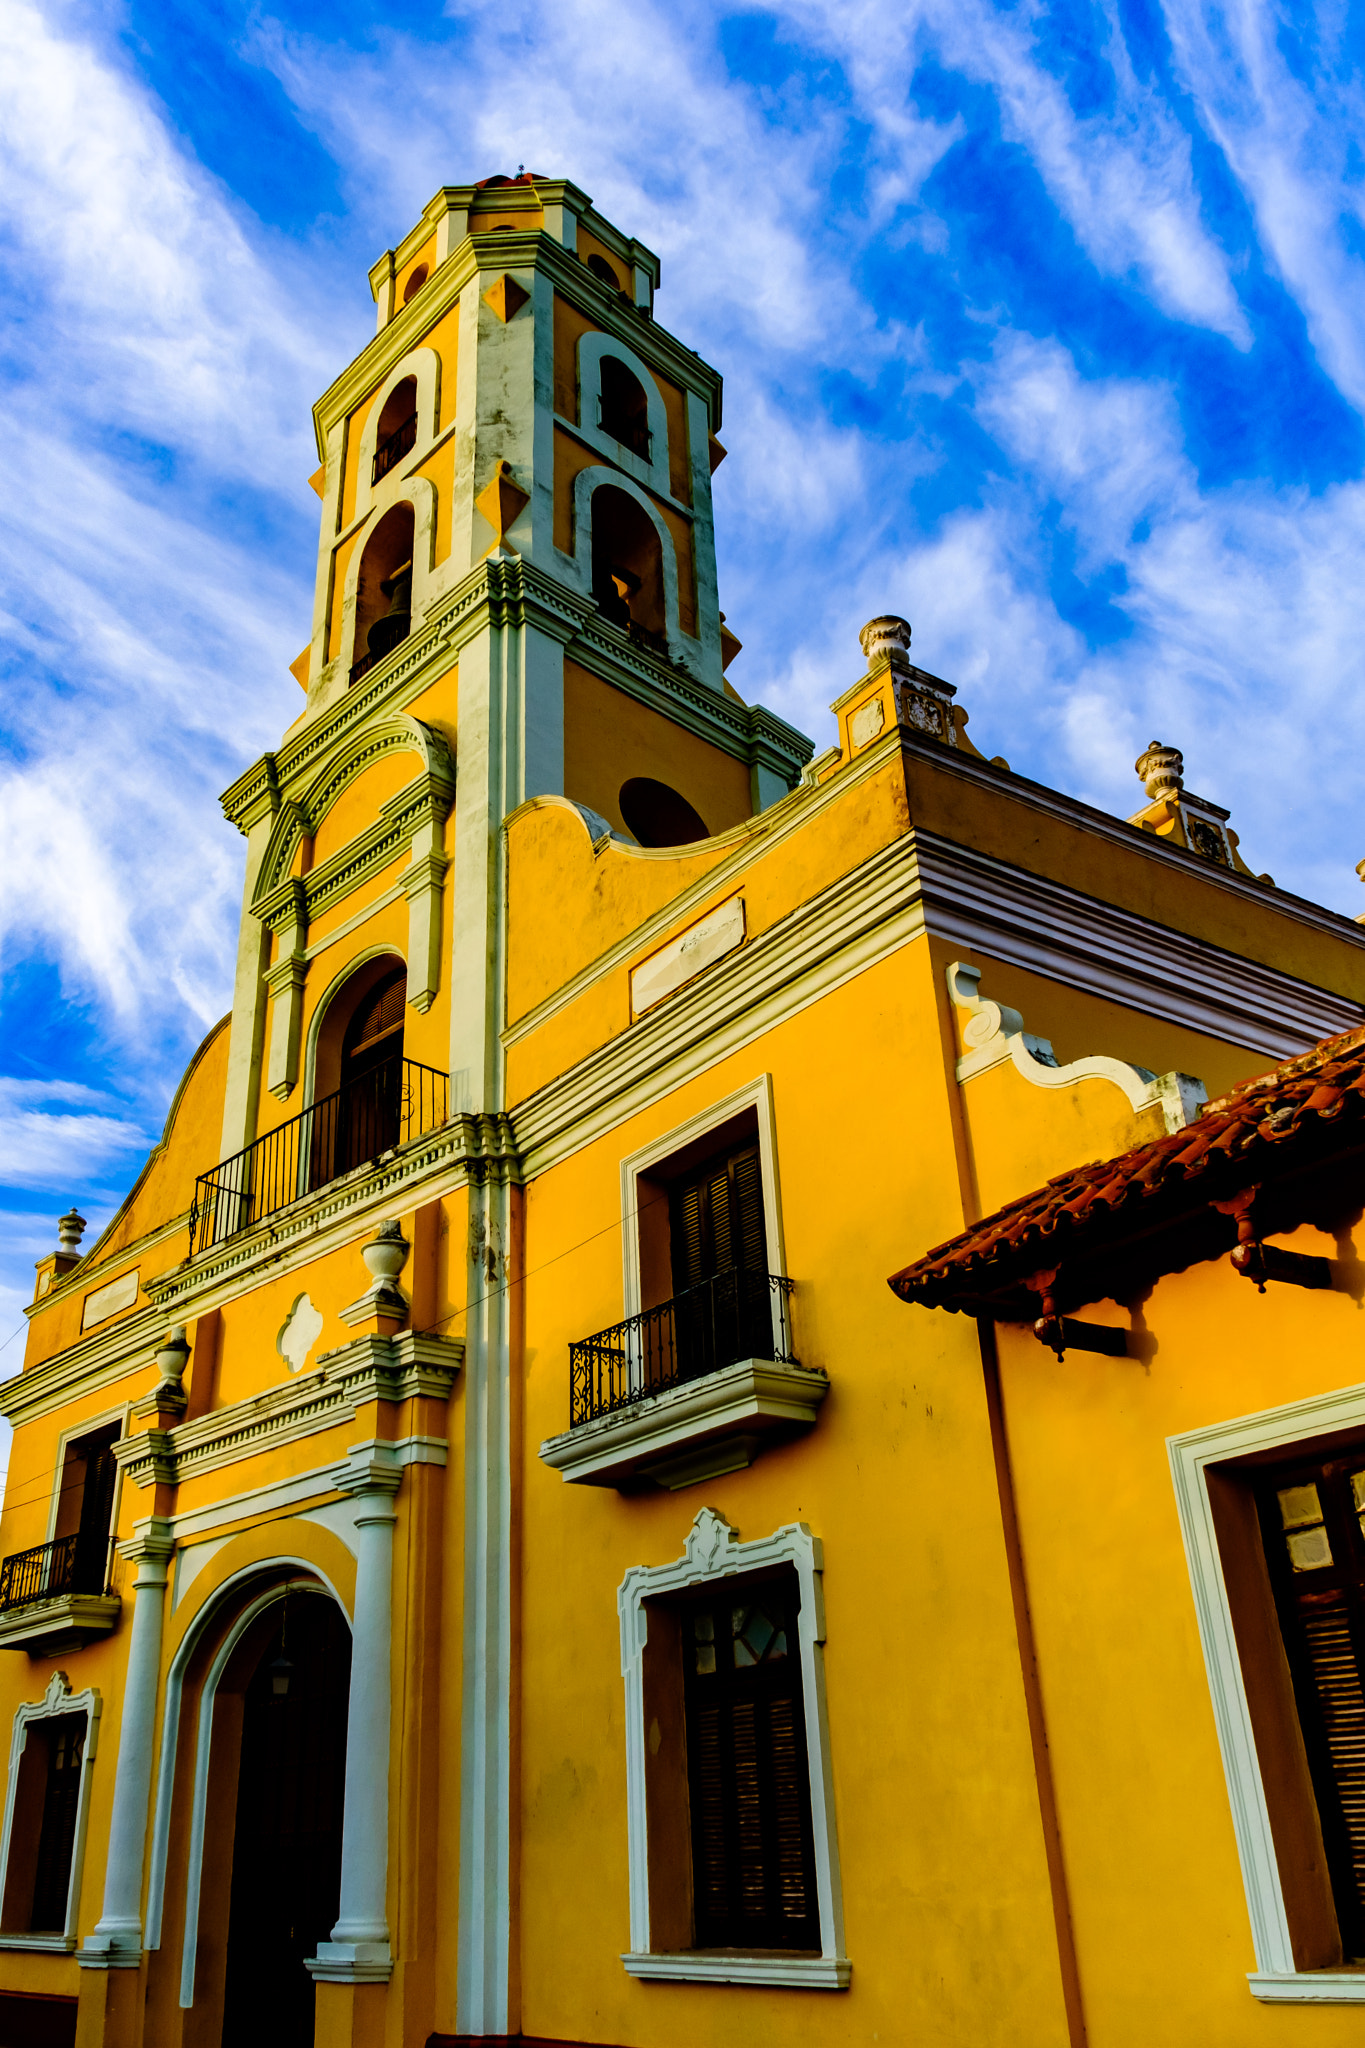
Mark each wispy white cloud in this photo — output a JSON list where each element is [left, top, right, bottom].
[[0, 1079, 149, 1190], [1163, 0, 1365, 407]]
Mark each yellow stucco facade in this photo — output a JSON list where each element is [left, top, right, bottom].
[[4, 172, 1365, 2048]]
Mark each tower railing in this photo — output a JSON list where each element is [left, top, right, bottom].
[[372, 411, 418, 484], [188, 1054, 449, 1256]]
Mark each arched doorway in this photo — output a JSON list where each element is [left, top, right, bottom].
[[220, 1595, 351, 2048], [334, 963, 406, 1176]]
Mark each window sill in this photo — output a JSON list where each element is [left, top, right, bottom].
[[0, 1594, 119, 1655], [622, 1950, 850, 1990], [0, 1934, 77, 1952], [539, 1358, 829, 1490], [1250, 1972, 1365, 2002]]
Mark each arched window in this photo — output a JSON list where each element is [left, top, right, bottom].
[[585, 252, 621, 291], [591, 486, 666, 655], [351, 503, 414, 684], [372, 376, 418, 484], [309, 958, 408, 1184], [619, 777, 709, 847], [599, 356, 651, 461]]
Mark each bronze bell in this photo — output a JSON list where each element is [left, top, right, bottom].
[[367, 559, 413, 660]]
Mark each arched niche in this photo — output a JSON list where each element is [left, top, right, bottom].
[[575, 330, 670, 495], [619, 776, 710, 847], [354, 345, 441, 518], [352, 503, 415, 682], [573, 468, 684, 658], [333, 476, 436, 686]]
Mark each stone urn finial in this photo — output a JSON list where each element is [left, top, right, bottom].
[[340, 1218, 412, 1333], [858, 616, 913, 671], [1134, 740, 1184, 805], [153, 1326, 190, 1394], [56, 1208, 87, 1258]]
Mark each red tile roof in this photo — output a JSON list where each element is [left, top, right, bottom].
[[888, 1022, 1365, 1321]]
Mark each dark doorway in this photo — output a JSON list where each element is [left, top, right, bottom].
[[220, 1597, 352, 2048]]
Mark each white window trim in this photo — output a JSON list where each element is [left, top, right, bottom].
[[0, 1671, 101, 1952], [617, 1507, 850, 1990], [45, 1404, 131, 1555], [1169, 1379, 1365, 2002], [618, 1074, 787, 1326]]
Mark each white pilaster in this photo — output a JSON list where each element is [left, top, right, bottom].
[[456, 1170, 515, 2035], [80, 1522, 175, 1969], [218, 808, 276, 1159], [309, 1454, 400, 1985]]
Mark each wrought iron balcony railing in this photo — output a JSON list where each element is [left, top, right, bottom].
[[0, 1535, 101, 1611], [189, 1054, 449, 1256], [372, 411, 417, 484], [569, 1268, 796, 1428]]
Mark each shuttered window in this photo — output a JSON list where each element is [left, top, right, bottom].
[[1258, 1454, 1365, 1955], [681, 1573, 819, 1951], [669, 1142, 768, 1292], [29, 1715, 85, 1932], [667, 1141, 773, 1378]]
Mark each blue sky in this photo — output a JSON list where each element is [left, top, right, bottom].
[[3, 0, 1365, 1410]]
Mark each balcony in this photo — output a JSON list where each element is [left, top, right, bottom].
[[190, 1054, 449, 1256], [0, 1536, 119, 1654], [539, 1269, 828, 1490]]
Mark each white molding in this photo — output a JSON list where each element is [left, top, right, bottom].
[[1168, 1380, 1365, 1997], [947, 960, 1207, 1135], [616, 1508, 849, 1984], [622, 1951, 851, 1989], [0, 1672, 101, 1949], [1249, 1973, 1365, 2002], [617, 1075, 786, 1324], [539, 1358, 829, 1490]]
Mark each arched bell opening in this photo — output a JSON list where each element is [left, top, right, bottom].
[[619, 776, 710, 848], [598, 355, 651, 461], [372, 375, 418, 485], [590, 485, 667, 654], [309, 956, 407, 1183], [176, 1578, 351, 2048], [351, 503, 415, 684]]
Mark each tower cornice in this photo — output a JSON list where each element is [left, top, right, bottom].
[[312, 227, 723, 462]]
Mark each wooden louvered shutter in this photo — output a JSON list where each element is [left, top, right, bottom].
[[669, 1142, 768, 1291], [29, 1715, 85, 1931], [1258, 1455, 1365, 1955], [682, 1574, 820, 1952]]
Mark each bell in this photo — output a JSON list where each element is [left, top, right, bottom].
[[366, 559, 413, 661]]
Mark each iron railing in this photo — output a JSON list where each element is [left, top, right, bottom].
[[569, 1268, 796, 1427], [372, 412, 417, 484], [189, 1054, 449, 1256], [0, 1535, 94, 1611]]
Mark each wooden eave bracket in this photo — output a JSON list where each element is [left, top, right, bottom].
[[1214, 1188, 1334, 1294], [1025, 1270, 1131, 1360]]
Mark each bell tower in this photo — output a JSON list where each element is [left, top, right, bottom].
[[216, 172, 810, 1149]]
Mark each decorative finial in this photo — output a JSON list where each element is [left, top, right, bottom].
[[1134, 741, 1184, 804], [858, 616, 912, 672], [56, 1208, 86, 1258], [340, 1219, 412, 1332], [153, 1326, 190, 1394]]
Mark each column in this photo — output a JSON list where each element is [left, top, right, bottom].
[[310, 1461, 400, 1983], [80, 1523, 175, 1967]]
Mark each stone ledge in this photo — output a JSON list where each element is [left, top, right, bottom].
[[0, 1594, 120, 1656], [622, 1949, 851, 1989], [538, 1358, 829, 1491]]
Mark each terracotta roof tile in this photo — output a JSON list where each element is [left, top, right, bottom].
[[889, 1021, 1365, 1319]]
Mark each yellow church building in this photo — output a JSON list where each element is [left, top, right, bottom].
[[3, 171, 1365, 2048]]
